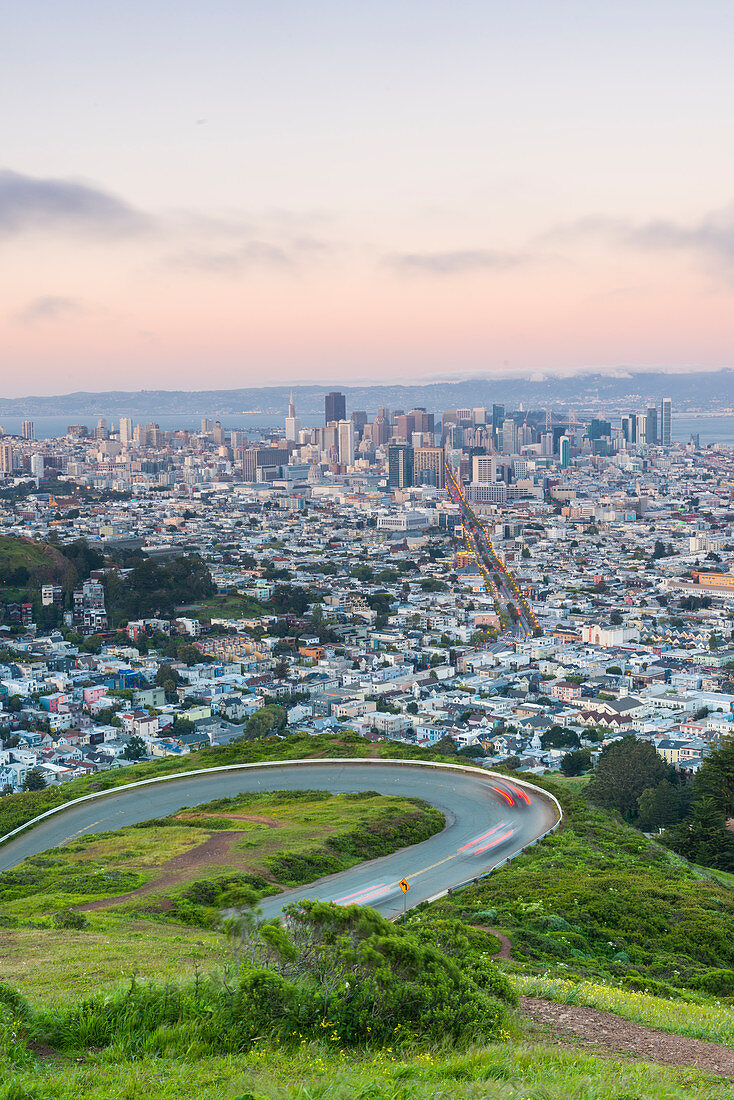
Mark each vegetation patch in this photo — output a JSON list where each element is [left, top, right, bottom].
[[433, 780, 734, 999]]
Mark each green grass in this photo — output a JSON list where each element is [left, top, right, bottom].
[[513, 973, 734, 1047], [430, 780, 734, 999], [0, 731, 479, 840], [0, 789, 444, 995], [194, 592, 269, 619], [4, 1039, 734, 1099]]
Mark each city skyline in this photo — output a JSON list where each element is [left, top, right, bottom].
[[4, 2, 734, 395]]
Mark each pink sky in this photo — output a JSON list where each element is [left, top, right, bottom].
[[3, 2, 734, 395]]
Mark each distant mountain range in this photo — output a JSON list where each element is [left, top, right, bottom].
[[1, 370, 731, 418]]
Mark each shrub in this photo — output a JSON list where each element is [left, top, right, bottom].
[[51, 910, 87, 930]]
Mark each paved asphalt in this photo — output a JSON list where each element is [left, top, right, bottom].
[[0, 761, 559, 920]]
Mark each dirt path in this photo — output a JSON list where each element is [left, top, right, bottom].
[[520, 996, 734, 1077], [77, 832, 277, 912], [471, 924, 513, 959]]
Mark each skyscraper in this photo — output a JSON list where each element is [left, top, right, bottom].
[[492, 404, 505, 440], [414, 446, 445, 488], [388, 443, 414, 488], [119, 417, 133, 445], [325, 391, 346, 424], [285, 392, 301, 442], [500, 418, 516, 454], [337, 419, 355, 466], [559, 436, 571, 468], [660, 398, 672, 446], [21, 421, 35, 441], [646, 406, 658, 445]]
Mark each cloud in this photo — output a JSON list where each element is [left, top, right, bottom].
[[168, 240, 295, 275], [386, 248, 526, 275], [0, 168, 151, 238], [546, 207, 734, 270], [12, 295, 87, 326]]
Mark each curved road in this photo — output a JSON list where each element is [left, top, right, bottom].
[[0, 761, 559, 920]]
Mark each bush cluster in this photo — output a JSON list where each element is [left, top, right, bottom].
[[14, 903, 514, 1058]]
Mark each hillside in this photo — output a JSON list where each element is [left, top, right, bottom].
[[5, 762, 734, 1095], [0, 534, 76, 587]]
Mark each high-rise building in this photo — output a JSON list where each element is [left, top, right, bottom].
[[337, 419, 355, 466], [472, 455, 497, 484], [492, 404, 505, 439], [95, 417, 108, 440], [660, 398, 672, 446], [635, 414, 647, 446], [21, 420, 35, 441], [414, 446, 445, 488], [0, 442, 15, 474], [119, 417, 133, 445], [285, 391, 301, 442], [371, 412, 389, 446], [201, 418, 213, 434], [473, 407, 487, 426], [30, 453, 44, 479], [388, 443, 414, 488], [351, 410, 368, 438], [645, 406, 658, 445], [213, 420, 225, 445], [500, 418, 516, 454], [325, 391, 346, 424], [559, 436, 571, 468]]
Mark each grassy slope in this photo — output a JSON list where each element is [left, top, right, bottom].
[[0, 789, 443, 998], [431, 781, 734, 1001], [0, 533, 74, 585], [6, 1037, 734, 1099], [0, 731, 479, 838]]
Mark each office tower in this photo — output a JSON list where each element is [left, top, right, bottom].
[[455, 408, 472, 425], [21, 420, 35, 441], [660, 398, 672, 446], [0, 442, 15, 474], [337, 419, 355, 466], [473, 407, 487, 426], [414, 446, 445, 488], [213, 420, 225, 445], [242, 446, 289, 481], [621, 415, 635, 445], [350, 410, 368, 438], [119, 417, 133, 445], [635, 414, 647, 446], [388, 443, 414, 488], [645, 406, 658, 445], [492, 404, 505, 439], [500, 418, 516, 454], [145, 423, 161, 446], [201, 418, 213, 434], [408, 408, 434, 435], [472, 455, 497, 484], [448, 425, 465, 449], [30, 453, 44, 479], [325, 391, 346, 424], [285, 391, 302, 442], [230, 430, 246, 453], [371, 412, 389, 446], [560, 436, 571, 468], [589, 419, 611, 440], [95, 417, 108, 440], [541, 432, 554, 456]]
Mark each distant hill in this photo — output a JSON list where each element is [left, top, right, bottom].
[[0, 535, 76, 587], [0, 368, 732, 418]]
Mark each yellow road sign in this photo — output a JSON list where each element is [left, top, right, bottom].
[[399, 878, 410, 894]]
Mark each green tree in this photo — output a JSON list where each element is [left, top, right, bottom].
[[586, 736, 668, 820], [637, 779, 686, 832], [560, 747, 592, 776], [23, 768, 47, 791], [122, 735, 148, 760]]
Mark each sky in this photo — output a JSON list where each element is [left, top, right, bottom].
[[3, 0, 734, 396]]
